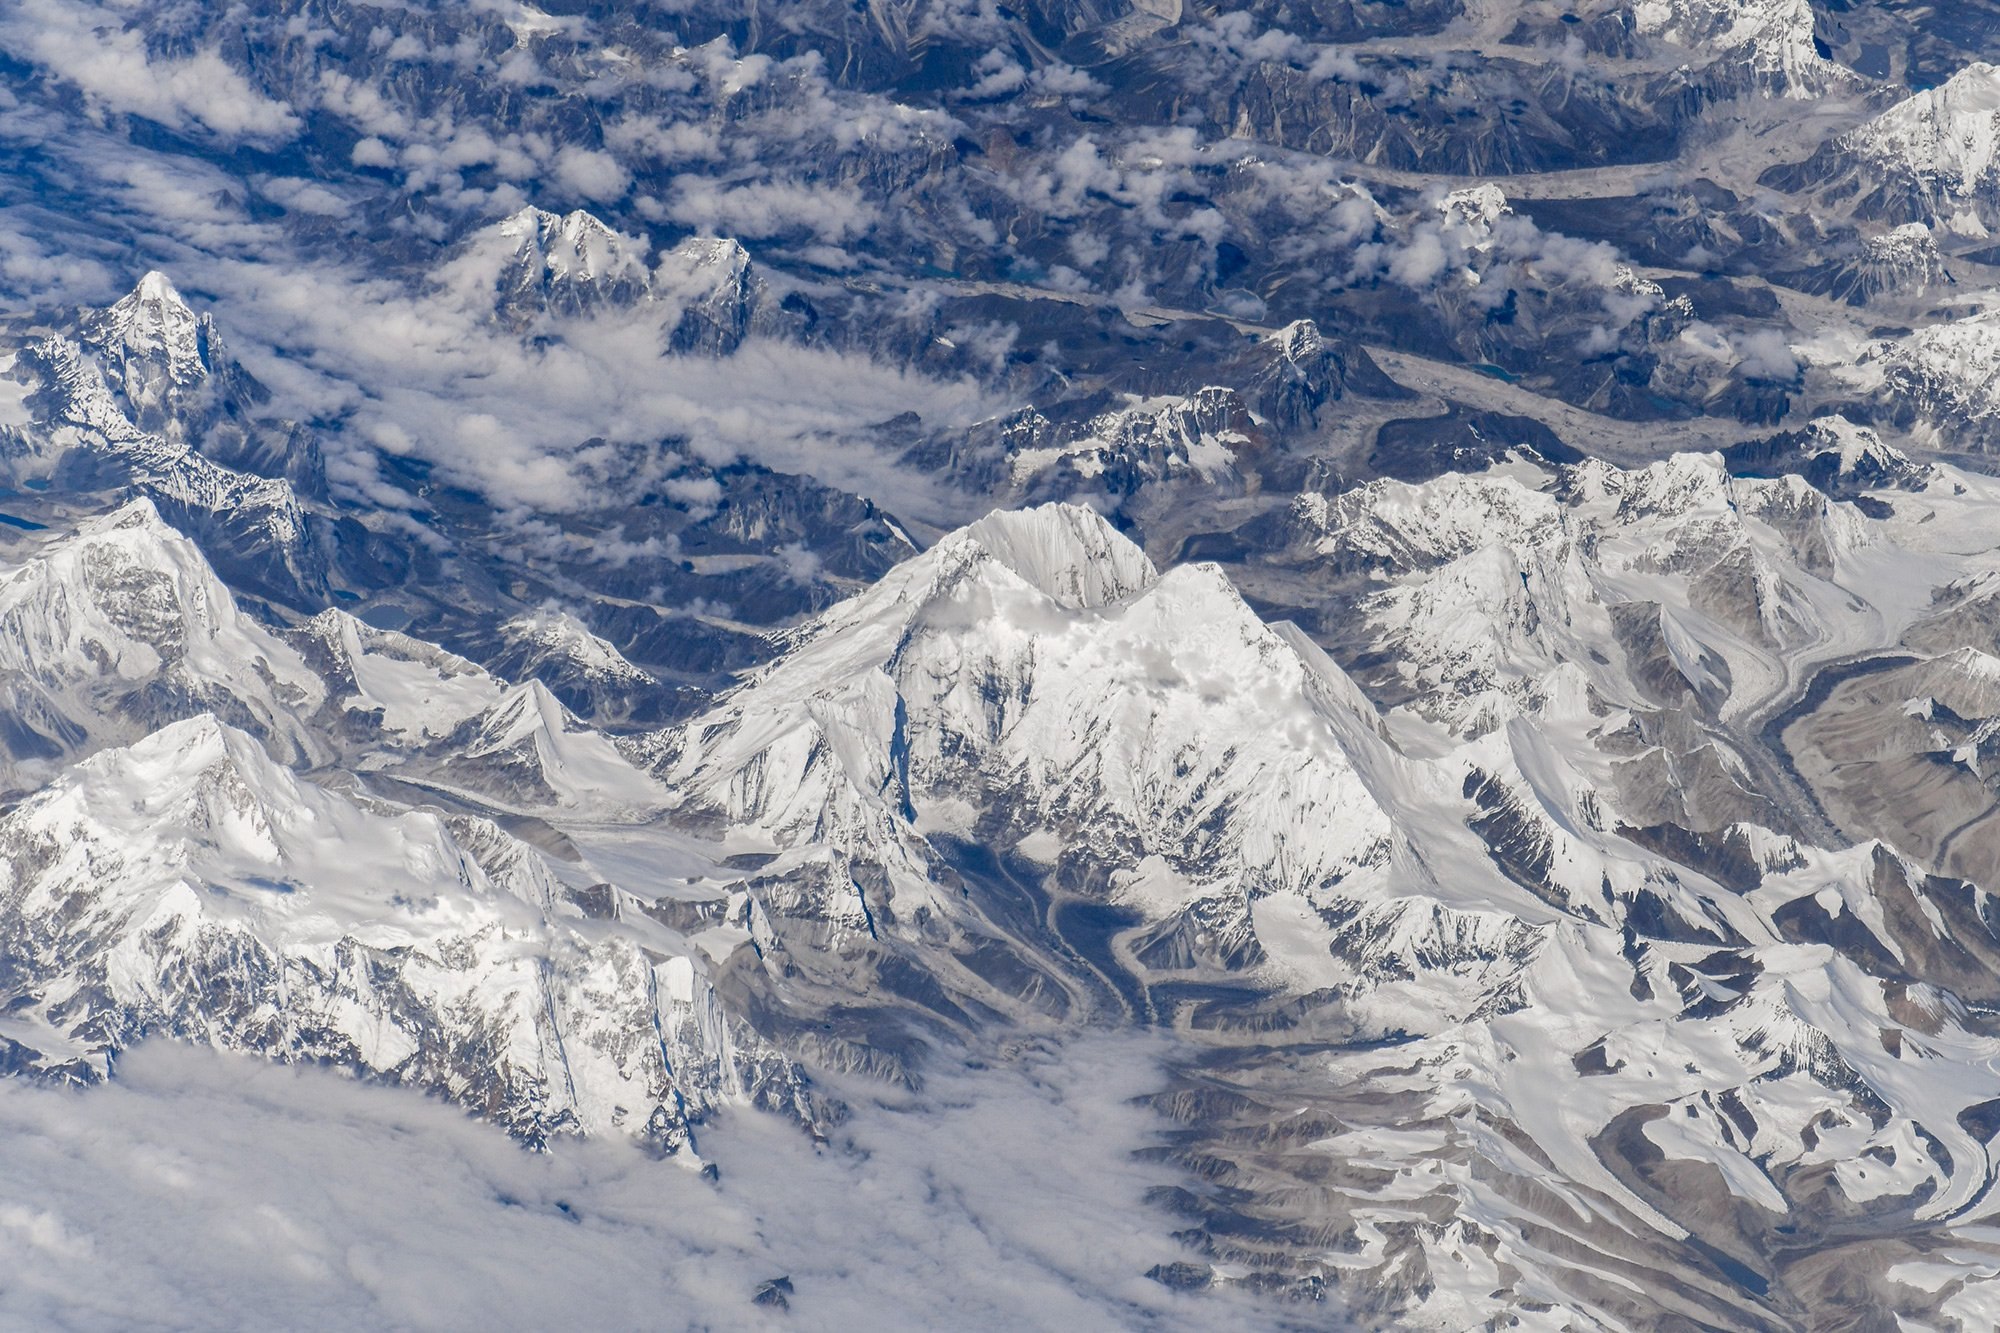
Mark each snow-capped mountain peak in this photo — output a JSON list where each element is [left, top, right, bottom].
[[0, 498, 323, 792], [473, 205, 770, 352], [94, 272, 206, 374], [956, 503, 1158, 608], [70, 271, 227, 435], [499, 205, 645, 286], [485, 205, 653, 325], [659, 235, 751, 285], [1271, 318, 1323, 364], [1793, 413, 1934, 486], [1437, 183, 1511, 248], [501, 608, 656, 686]]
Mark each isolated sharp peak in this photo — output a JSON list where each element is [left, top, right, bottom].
[[947, 502, 1158, 610], [114, 709, 237, 762], [87, 271, 208, 364], [489, 675, 572, 727], [670, 235, 751, 268]]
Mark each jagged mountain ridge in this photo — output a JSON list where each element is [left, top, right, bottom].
[[15, 384, 2000, 1325], [0, 712, 811, 1150], [0, 504, 824, 1142], [14, 405, 2000, 1323], [0, 268, 926, 723], [627, 493, 2000, 1326]]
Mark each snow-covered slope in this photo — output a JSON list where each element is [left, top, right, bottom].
[[1851, 62, 2000, 201], [499, 607, 657, 687], [1002, 388, 1257, 498], [1630, 0, 1858, 99], [0, 499, 323, 795], [621, 496, 2000, 1324], [651, 506, 1408, 976], [1852, 308, 2000, 445], [1791, 222, 1955, 305], [80, 272, 205, 413], [1784, 62, 2000, 233], [29, 0, 2000, 1323], [1290, 452, 1889, 736], [491, 206, 654, 324], [0, 714, 799, 1148], [9, 471, 2000, 1323], [3, 278, 327, 603]]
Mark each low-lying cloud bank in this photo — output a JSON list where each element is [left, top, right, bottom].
[[0, 1035, 1267, 1331]]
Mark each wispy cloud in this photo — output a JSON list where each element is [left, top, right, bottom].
[[0, 103, 1010, 526], [200, 246, 1006, 522]]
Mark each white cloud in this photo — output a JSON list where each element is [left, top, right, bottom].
[[551, 147, 631, 203], [1730, 327, 1800, 380], [0, 0, 299, 141], [187, 234, 1005, 523], [254, 177, 352, 218], [962, 49, 1028, 100], [1030, 63, 1103, 98], [659, 178, 877, 244], [0, 1037, 1264, 1330], [663, 474, 724, 516], [351, 137, 396, 168]]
